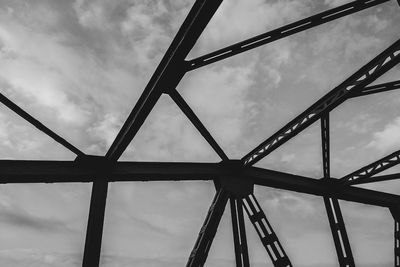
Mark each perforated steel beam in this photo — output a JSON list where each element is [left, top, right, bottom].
[[186, 0, 389, 71], [321, 114, 354, 267], [324, 197, 355, 267], [230, 198, 250, 267], [242, 194, 292, 267], [341, 149, 400, 185], [242, 38, 400, 166], [390, 208, 400, 267], [187, 188, 229, 267]]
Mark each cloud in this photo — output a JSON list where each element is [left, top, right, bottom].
[[368, 116, 400, 152], [0, 203, 71, 233]]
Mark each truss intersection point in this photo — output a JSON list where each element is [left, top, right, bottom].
[[2, 0, 400, 266]]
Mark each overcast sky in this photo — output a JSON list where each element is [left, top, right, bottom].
[[0, 0, 400, 266]]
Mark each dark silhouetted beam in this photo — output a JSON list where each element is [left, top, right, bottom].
[[243, 194, 292, 266], [350, 173, 400, 185], [245, 167, 400, 207], [82, 181, 108, 267], [1, 160, 400, 207], [187, 188, 228, 267], [321, 115, 330, 178], [320, 115, 354, 265], [230, 198, 249, 267], [390, 208, 400, 267], [0, 93, 83, 156], [169, 89, 228, 161], [350, 80, 400, 98], [186, 0, 389, 71], [106, 0, 224, 161], [341, 149, 400, 185], [242, 38, 400, 166], [0, 160, 221, 183], [324, 197, 355, 266]]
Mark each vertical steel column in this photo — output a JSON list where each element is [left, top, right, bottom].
[[395, 220, 400, 267], [243, 194, 292, 267], [390, 208, 400, 267], [230, 198, 250, 267], [321, 115, 355, 267], [187, 189, 229, 267], [82, 180, 108, 267]]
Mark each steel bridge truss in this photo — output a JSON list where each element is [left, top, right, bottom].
[[1, 0, 400, 266]]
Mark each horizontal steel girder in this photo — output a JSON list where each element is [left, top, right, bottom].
[[0, 160, 399, 207]]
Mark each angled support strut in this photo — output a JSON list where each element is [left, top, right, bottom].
[[230, 198, 250, 267], [187, 188, 229, 267], [242, 194, 292, 267]]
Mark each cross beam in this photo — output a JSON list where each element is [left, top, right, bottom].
[[0, 160, 399, 207]]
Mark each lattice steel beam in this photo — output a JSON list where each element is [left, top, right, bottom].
[[187, 188, 229, 267], [230, 198, 250, 267], [169, 89, 228, 161], [242, 194, 292, 267], [341, 149, 400, 185], [350, 173, 400, 185], [186, 0, 389, 71], [350, 80, 400, 98], [0, 93, 83, 156], [106, 0, 223, 161], [242, 38, 400, 166]]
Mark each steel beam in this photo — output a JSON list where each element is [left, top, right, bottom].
[[349, 173, 400, 185], [1, 160, 400, 207], [169, 89, 228, 161], [390, 208, 400, 267], [186, 0, 389, 71], [0, 160, 221, 183], [324, 197, 355, 267], [242, 194, 292, 267], [230, 198, 250, 267], [187, 188, 229, 267], [321, 115, 330, 178], [82, 181, 108, 267], [106, 0, 224, 161], [341, 149, 400, 185], [0, 93, 83, 156], [246, 167, 400, 207], [321, 114, 354, 266], [350, 80, 400, 98], [242, 38, 400, 166]]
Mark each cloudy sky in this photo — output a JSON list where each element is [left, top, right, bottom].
[[0, 0, 400, 266]]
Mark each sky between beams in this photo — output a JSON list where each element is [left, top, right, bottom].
[[0, 0, 400, 266]]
